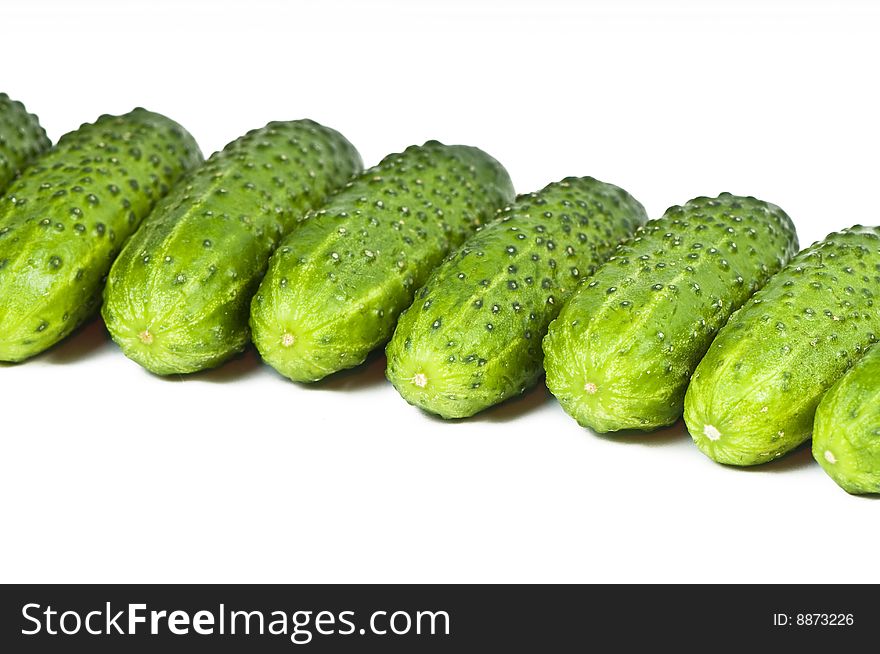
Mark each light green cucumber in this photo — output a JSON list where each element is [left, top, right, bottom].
[[102, 120, 362, 374], [250, 141, 514, 382], [544, 193, 799, 433], [386, 176, 647, 418], [0, 93, 51, 193], [0, 109, 202, 361], [685, 226, 880, 465], [813, 346, 880, 494]]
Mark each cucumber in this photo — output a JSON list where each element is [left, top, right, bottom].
[[0, 93, 51, 193], [0, 109, 202, 362], [386, 176, 647, 418], [684, 226, 880, 465], [250, 141, 514, 382], [102, 120, 362, 374], [544, 193, 799, 433], [813, 346, 880, 494]]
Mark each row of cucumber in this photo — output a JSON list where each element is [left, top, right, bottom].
[[1, 94, 877, 495]]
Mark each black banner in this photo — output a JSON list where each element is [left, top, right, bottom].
[[1, 584, 874, 651]]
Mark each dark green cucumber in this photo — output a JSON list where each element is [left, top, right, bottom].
[[685, 226, 880, 466], [250, 141, 514, 382], [0, 109, 202, 361], [0, 93, 51, 193], [385, 176, 647, 418], [544, 193, 799, 433], [102, 120, 362, 374], [813, 345, 880, 494]]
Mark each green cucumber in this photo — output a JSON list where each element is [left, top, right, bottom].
[[102, 120, 362, 374], [0, 93, 51, 193], [250, 141, 514, 382], [386, 176, 647, 418], [684, 226, 880, 465], [813, 346, 880, 494], [0, 109, 202, 362], [544, 193, 799, 433]]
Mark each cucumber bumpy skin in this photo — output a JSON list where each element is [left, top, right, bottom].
[[813, 346, 880, 494], [102, 120, 362, 374], [0, 93, 51, 193], [685, 226, 880, 466], [386, 177, 647, 418], [250, 141, 514, 382], [0, 109, 202, 362], [544, 193, 799, 433]]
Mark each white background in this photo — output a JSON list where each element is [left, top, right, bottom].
[[2, 0, 878, 584]]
